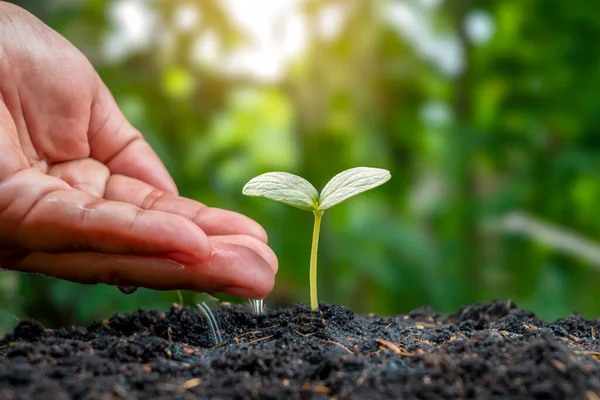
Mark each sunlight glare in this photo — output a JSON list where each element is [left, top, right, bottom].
[[174, 3, 199, 32], [317, 4, 346, 40], [465, 10, 495, 45], [192, 32, 221, 67], [103, 0, 154, 61], [217, 0, 307, 82], [385, 2, 462, 76], [104, 0, 347, 81]]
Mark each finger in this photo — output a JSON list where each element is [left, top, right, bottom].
[[0, 106, 29, 179], [0, 249, 27, 269], [104, 174, 269, 243], [0, 169, 211, 259], [210, 235, 278, 274], [11, 240, 276, 299], [87, 79, 178, 194], [47, 158, 110, 197]]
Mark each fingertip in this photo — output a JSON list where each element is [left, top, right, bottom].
[[209, 235, 278, 274], [196, 208, 270, 243], [193, 241, 276, 299], [248, 220, 269, 244], [253, 224, 269, 244], [240, 215, 269, 243], [223, 280, 274, 300]]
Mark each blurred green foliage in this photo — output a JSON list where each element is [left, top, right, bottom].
[[2, 0, 600, 335]]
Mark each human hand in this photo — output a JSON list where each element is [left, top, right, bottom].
[[0, 2, 277, 299]]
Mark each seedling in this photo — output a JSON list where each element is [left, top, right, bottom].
[[242, 167, 391, 311]]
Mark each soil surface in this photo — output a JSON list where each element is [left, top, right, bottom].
[[1, 299, 600, 399]]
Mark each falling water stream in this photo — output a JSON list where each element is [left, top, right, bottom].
[[196, 302, 223, 345], [248, 299, 264, 315]]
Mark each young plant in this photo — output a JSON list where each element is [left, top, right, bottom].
[[242, 167, 391, 311]]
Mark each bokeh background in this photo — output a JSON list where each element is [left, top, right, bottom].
[[1, 0, 599, 335]]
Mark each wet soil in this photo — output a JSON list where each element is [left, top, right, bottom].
[[1, 299, 600, 399]]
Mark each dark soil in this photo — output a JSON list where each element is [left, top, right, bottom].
[[1, 299, 600, 399]]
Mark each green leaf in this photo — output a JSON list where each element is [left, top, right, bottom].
[[318, 167, 391, 210], [242, 172, 319, 211]]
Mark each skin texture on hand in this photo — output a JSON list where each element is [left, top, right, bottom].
[[0, 2, 277, 299]]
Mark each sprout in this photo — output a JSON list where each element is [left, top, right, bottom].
[[243, 167, 391, 311]]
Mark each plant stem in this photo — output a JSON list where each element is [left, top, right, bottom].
[[310, 209, 324, 311]]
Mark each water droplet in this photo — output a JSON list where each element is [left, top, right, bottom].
[[117, 286, 138, 295]]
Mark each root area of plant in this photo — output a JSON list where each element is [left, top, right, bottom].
[[2, 299, 600, 399]]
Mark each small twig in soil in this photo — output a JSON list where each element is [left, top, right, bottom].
[[239, 330, 263, 338], [247, 335, 274, 344], [322, 339, 354, 355], [551, 360, 568, 374], [294, 329, 316, 338], [376, 338, 415, 357], [368, 349, 383, 357], [415, 322, 438, 328], [113, 384, 129, 398], [587, 391, 600, 400], [524, 324, 538, 331], [182, 378, 201, 390], [313, 385, 331, 395], [302, 382, 331, 395], [576, 351, 600, 361]]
